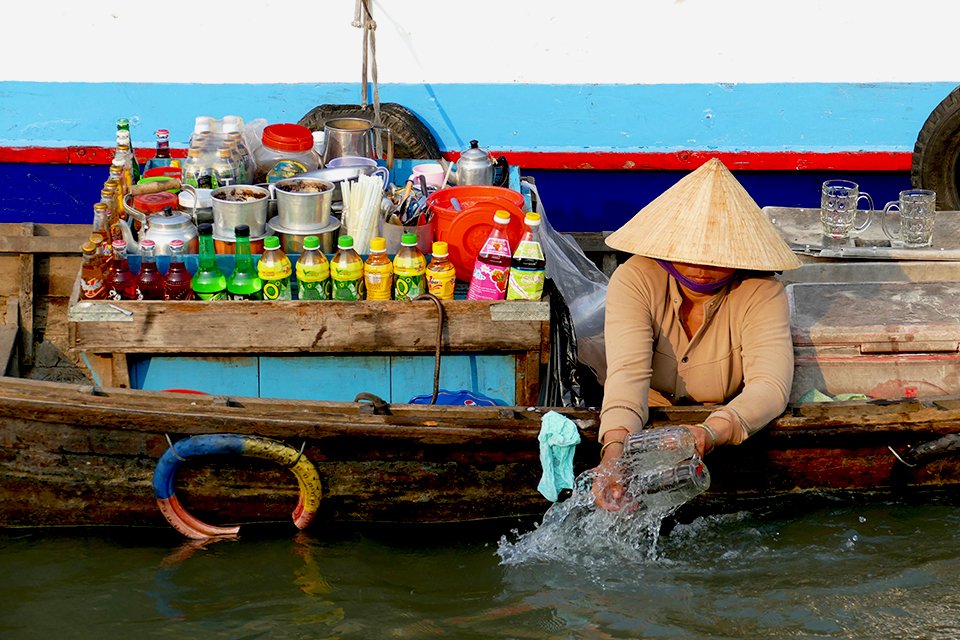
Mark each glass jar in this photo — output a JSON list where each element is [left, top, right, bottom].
[[252, 123, 319, 184]]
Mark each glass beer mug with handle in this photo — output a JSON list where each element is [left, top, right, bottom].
[[820, 179, 875, 240], [881, 189, 937, 248]]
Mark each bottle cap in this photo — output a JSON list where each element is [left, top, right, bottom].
[[82, 242, 97, 253], [89, 233, 104, 243], [494, 209, 511, 224], [369, 236, 386, 252], [524, 212, 541, 226], [401, 232, 418, 246], [169, 239, 184, 249], [198, 222, 213, 236], [431, 241, 448, 257], [112, 239, 127, 249], [140, 239, 156, 249], [338, 235, 354, 249], [302, 235, 320, 250], [263, 235, 280, 249], [234, 224, 250, 238], [262, 123, 314, 152]]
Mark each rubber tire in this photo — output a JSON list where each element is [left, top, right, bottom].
[[911, 85, 960, 210], [299, 103, 442, 160]]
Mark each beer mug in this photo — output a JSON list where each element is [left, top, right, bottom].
[[820, 180, 874, 239], [881, 189, 937, 247]]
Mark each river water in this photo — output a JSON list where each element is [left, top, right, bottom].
[[2, 497, 960, 639]]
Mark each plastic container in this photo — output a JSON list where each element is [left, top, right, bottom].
[[466, 210, 512, 301], [253, 123, 320, 184], [393, 232, 427, 301], [426, 185, 525, 241], [426, 241, 456, 300], [330, 235, 365, 301], [296, 235, 331, 300], [257, 236, 293, 300], [364, 236, 393, 300], [505, 212, 546, 301]]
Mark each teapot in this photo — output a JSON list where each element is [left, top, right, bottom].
[[442, 139, 510, 187], [117, 199, 199, 256]]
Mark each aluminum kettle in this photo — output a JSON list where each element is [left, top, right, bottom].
[[443, 140, 510, 187]]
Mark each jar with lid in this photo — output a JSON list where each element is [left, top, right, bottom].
[[252, 123, 319, 184]]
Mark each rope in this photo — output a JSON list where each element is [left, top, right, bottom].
[[354, 0, 382, 126], [413, 292, 445, 405]]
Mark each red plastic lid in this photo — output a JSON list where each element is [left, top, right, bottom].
[[133, 191, 178, 213], [426, 185, 525, 219], [143, 166, 182, 179], [262, 123, 314, 152], [445, 201, 525, 281]]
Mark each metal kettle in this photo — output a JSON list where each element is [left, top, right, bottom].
[[444, 140, 510, 187], [117, 200, 199, 256]]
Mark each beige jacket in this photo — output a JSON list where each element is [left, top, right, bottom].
[[599, 256, 793, 444]]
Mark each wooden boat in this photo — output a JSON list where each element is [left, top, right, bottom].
[[3, 222, 960, 533]]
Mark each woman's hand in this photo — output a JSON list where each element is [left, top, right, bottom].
[[591, 428, 628, 510]]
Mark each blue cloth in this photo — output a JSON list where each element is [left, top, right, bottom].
[[408, 389, 506, 406], [537, 411, 582, 501]]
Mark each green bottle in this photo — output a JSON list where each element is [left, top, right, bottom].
[[192, 222, 227, 300], [227, 224, 263, 300], [295, 235, 330, 300], [258, 236, 293, 300], [116, 117, 141, 184]]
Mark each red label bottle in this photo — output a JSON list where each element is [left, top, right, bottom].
[[163, 239, 195, 301], [106, 239, 141, 300]]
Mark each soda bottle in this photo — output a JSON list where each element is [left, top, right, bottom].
[[106, 239, 141, 300], [506, 212, 546, 301], [80, 241, 106, 300], [143, 128, 173, 173], [164, 239, 194, 300], [137, 239, 165, 300], [425, 241, 456, 300], [258, 236, 293, 300], [364, 236, 393, 300], [393, 232, 427, 301], [466, 209, 512, 301], [89, 232, 112, 276], [330, 235, 365, 301], [296, 235, 330, 300], [191, 222, 227, 300], [227, 224, 263, 300]]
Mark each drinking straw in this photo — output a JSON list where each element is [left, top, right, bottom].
[[342, 173, 384, 253]]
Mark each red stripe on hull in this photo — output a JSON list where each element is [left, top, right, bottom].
[[0, 146, 911, 172]]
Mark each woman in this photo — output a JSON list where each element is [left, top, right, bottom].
[[593, 158, 803, 510]]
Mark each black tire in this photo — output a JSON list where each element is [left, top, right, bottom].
[[298, 103, 442, 160], [911, 85, 960, 210]]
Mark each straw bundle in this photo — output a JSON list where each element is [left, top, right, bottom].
[[605, 158, 802, 271], [342, 173, 384, 254]]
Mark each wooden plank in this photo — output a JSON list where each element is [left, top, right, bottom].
[[0, 234, 88, 254], [70, 299, 550, 354], [18, 223, 34, 366], [515, 351, 542, 406], [0, 298, 19, 375]]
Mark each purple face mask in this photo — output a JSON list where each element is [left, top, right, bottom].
[[655, 260, 740, 295]]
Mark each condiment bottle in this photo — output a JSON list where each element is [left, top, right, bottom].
[[143, 128, 172, 173], [393, 232, 427, 301], [426, 241, 456, 300], [227, 225, 263, 300], [296, 235, 331, 300], [330, 235, 365, 301], [137, 239, 165, 300], [506, 212, 546, 301], [364, 236, 393, 300], [164, 239, 194, 300], [466, 210, 512, 301], [80, 241, 106, 300], [191, 222, 227, 300], [258, 236, 293, 300], [106, 239, 141, 300]]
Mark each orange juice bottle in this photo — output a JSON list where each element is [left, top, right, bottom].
[[393, 232, 426, 301], [364, 236, 393, 300], [426, 241, 456, 300]]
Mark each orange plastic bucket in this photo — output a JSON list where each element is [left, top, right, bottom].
[[426, 186, 525, 242]]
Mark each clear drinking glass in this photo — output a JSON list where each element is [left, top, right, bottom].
[[882, 189, 937, 247], [820, 179, 874, 239]]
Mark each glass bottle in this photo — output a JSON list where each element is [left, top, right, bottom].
[[257, 236, 293, 300], [106, 239, 141, 300], [116, 117, 141, 184], [296, 235, 330, 300], [364, 236, 393, 300], [143, 128, 173, 173], [330, 235, 365, 301], [466, 209, 512, 301], [80, 241, 106, 300], [191, 222, 227, 300], [506, 212, 546, 301], [164, 239, 194, 300], [393, 232, 427, 301], [92, 202, 112, 244], [104, 178, 126, 225], [137, 239, 165, 300], [227, 224, 263, 300], [89, 231, 112, 274], [425, 241, 456, 300]]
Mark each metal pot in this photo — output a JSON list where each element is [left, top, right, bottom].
[[321, 117, 394, 169], [211, 185, 270, 238], [143, 208, 199, 255]]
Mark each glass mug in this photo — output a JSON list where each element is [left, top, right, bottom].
[[820, 179, 875, 239], [881, 189, 937, 247]]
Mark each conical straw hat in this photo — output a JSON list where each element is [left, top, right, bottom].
[[605, 158, 802, 271]]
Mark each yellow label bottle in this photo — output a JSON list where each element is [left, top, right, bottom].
[[364, 236, 393, 300], [393, 232, 427, 301], [426, 241, 456, 300], [330, 235, 365, 301]]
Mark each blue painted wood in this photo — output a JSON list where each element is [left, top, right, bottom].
[[130, 355, 259, 396], [258, 355, 391, 402], [390, 354, 516, 405]]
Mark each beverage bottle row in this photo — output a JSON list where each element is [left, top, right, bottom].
[[466, 210, 546, 301], [81, 234, 196, 301]]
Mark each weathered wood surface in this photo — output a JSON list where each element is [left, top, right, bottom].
[[2, 376, 960, 530]]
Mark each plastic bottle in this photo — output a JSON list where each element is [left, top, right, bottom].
[[258, 236, 293, 300], [143, 129, 173, 173], [106, 239, 141, 301], [137, 239, 165, 300], [506, 212, 546, 301], [393, 232, 427, 301], [622, 458, 711, 512], [364, 236, 393, 300], [466, 210, 512, 301], [80, 241, 106, 300], [182, 148, 214, 190], [191, 222, 227, 300], [426, 241, 456, 300], [227, 225, 263, 300], [296, 235, 331, 300], [622, 426, 698, 469], [330, 235, 365, 301], [210, 148, 238, 189], [164, 239, 194, 300]]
